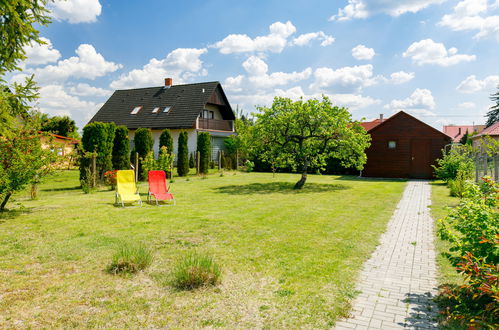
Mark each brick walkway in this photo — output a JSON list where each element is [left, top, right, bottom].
[[335, 181, 439, 329]]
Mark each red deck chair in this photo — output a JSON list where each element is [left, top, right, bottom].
[[147, 170, 175, 206]]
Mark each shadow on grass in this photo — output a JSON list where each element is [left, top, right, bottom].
[[215, 182, 349, 195], [41, 186, 81, 192], [335, 175, 408, 183], [0, 208, 34, 223], [400, 292, 439, 329]]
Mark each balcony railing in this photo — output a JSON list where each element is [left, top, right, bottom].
[[198, 119, 233, 131]]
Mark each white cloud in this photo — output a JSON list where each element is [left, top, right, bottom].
[[68, 83, 112, 97], [309, 64, 380, 92], [385, 88, 436, 112], [37, 84, 101, 127], [439, 0, 499, 41], [351, 44, 375, 60], [458, 101, 476, 109], [240, 56, 312, 89], [224, 75, 245, 93], [402, 39, 476, 66], [456, 74, 499, 93], [211, 21, 296, 54], [330, 0, 446, 21], [30, 44, 121, 84], [110, 48, 207, 89], [48, 0, 102, 23], [389, 71, 415, 84], [291, 31, 335, 46], [23, 37, 61, 66]]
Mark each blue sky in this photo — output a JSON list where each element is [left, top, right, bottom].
[[10, 0, 499, 130]]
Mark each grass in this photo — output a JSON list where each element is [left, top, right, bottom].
[[429, 181, 462, 286], [170, 252, 221, 290], [0, 170, 406, 328], [106, 242, 153, 274]]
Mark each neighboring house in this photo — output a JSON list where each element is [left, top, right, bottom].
[[40, 132, 80, 168], [442, 125, 485, 143], [360, 111, 452, 179], [89, 78, 236, 160], [470, 121, 499, 149]]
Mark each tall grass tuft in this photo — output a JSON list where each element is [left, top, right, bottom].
[[171, 253, 221, 290], [107, 242, 153, 274]]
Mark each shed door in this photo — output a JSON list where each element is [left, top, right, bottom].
[[410, 139, 432, 179]]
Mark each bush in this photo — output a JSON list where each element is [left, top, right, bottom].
[[437, 177, 499, 327], [177, 131, 189, 176], [112, 126, 130, 170], [159, 129, 173, 155], [80, 122, 116, 181], [171, 253, 221, 290], [189, 153, 195, 168], [157, 146, 174, 176], [244, 160, 254, 172], [447, 168, 469, 197], [433, 145, 474, 181], [134, 128, 154, 179], [107, 242, 153, 274], [197, 132, 211, 174], [141, 151, 156, 179]]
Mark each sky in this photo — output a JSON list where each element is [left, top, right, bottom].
[[8, 0, 499, 130]]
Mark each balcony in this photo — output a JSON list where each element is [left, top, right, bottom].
[[197, 118, 234, 131]]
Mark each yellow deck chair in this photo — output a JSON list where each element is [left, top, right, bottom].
[[115, 170, 142, 207]]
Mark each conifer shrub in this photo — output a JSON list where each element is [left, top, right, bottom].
[[189, 152, 195, 168], [159, 129, 174, 155], [197, 132, 211, 174], [177, 131, 189, 176], [112, 126, 130, 170], [134, 128, 154, 179]]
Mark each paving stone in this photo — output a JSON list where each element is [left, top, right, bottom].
[[335, 181, 439, 329]]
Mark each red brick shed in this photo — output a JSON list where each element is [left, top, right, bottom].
[[361, 111, 452, 179]]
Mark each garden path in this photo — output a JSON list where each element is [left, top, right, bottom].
[[335, 180, 439, 329]]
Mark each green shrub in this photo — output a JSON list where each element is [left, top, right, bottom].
[[189, 152, 195, 168], [80, 122, 116, 181], [159, 129, 173, 155], [134, 128, 154, 179], [197, 132, 211, 174], [112, 126, 130, 170], [447, 169, 469, 197], [140, 151, 156, 179], [244, 160, 254, 172], [433, 145, 474, 181], [157, 146, 174, 176], [177, 131, 189, 176], [171, 253, 221, 290], [107, 242, 153, 274]]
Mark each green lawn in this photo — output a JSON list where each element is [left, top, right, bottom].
[[429, 181, 462, 285], [0, 170, 406, 328]]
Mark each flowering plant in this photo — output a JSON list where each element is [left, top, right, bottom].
[[104, 170, 118, 189]]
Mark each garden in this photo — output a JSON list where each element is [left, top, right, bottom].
[[0, 170, 406, 328]]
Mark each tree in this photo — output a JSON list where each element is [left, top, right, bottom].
[[134, 128, 154, 179], [40, 114, 78, 138], [189, 153, 195, 168], [485, 86, 499, 127], [197, 132, 211, 174], [80, 122, 116, 182], [112, 126, 130, 170], [255, 96, 371, 189], [159, 129, 174, 155], [177, 131, 189, 176]]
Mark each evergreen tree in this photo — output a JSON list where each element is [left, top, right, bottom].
[[159, 129, 174, 155], [112, 126, 130, 170], [177, 131, 189, 176], [189, 152, 195, 168], [485, 87, 499, 127], [133, 128, 154, 179], [197, 132, 211, 174], [80, 122, 116, 181]]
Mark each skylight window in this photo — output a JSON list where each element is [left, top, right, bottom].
[[131, 106, 142, 115], [163, 106, 171, 113], [152, 107, 159, 113]]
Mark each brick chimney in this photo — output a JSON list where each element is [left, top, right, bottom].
[[164, 78, 173, 87]]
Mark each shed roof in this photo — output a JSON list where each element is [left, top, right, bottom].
[[471, 121, 499, 139], [443, 125, 485, 142]]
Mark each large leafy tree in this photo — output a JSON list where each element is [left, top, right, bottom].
[[255, 96, 371, 189], [40, 114, 78, 138], [0, 0, 56, 210], [485, 86, 499, 127]]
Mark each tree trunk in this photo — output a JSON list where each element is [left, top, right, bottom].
[[31, 184, 38, 199], [0, 193, 12, 211], [294, 161, 309, 189]]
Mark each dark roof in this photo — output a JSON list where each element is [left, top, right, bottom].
[[89, 81, 235, 129]]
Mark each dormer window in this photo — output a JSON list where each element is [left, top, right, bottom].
[[131, 106, 142, 115], [163, 106, 171, 113], [152, 107, 159, 113]]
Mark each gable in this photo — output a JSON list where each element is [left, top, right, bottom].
[[368, 111, 451, 140]]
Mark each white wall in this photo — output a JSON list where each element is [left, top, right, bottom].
[[129, 129, 198, 159], [204, 104, 223, 120]]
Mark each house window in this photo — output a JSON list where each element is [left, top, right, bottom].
[[131, 106, 142, 114], [202, 110, 214, 119], [388, 141, 397, 149], [152, 107, 159, 113], [209, 111, 214, 119], [163, 106, 171, 113]]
